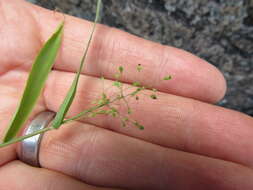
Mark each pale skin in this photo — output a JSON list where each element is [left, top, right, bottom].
[[1, 0, 253, 189]]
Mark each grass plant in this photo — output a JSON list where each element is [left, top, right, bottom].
[[0, 0, 171, 148]]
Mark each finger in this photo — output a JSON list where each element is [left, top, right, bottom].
[[44, 70, 253, 168], [0, 161, 120, 190], [37, 121, 253, 190], [24, 0, 226, 103]]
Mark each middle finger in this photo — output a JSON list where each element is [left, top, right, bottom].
[[44, 70, 253, 168]]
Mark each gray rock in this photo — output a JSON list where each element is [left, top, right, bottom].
[[26, 0, 253, 116]]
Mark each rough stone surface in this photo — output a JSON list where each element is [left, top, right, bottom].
[[27, 0, 253, 116]]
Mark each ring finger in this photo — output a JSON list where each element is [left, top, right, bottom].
[[36, 121, 253, 190]]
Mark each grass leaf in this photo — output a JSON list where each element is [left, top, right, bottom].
[[3, 22, 64, 142], [52, 0, 102, 129]]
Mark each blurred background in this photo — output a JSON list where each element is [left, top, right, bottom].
[[27, 0, 253, 116]]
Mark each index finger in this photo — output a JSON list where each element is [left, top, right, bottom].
[[29, 1, 226, 103]]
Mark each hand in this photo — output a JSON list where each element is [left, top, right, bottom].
[[1, 0, 253, 189]]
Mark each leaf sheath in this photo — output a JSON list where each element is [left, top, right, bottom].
[[52, 0, 102, 129]]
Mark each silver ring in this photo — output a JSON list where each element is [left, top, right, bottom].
[[18, 111, 55, 167]]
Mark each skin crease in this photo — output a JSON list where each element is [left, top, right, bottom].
[[0, 0, 253, 189]]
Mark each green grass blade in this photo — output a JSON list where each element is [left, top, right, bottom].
[[52, 0, 102, 129], [3, 22, 64, 142]]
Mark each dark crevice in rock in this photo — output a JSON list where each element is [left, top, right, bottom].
[[244, 7, 253, 26]]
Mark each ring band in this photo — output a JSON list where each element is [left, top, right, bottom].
[[18, 111, 55, 167]]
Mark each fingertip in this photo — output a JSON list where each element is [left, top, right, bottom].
[[209, 64, 227, 103], [159, 46, 227, 103], [196, 57, 227, 103]]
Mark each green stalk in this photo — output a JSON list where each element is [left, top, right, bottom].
[[0, 128, 52, 148], [52, 0, 102, 129], [0, 91, 133, 148]]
